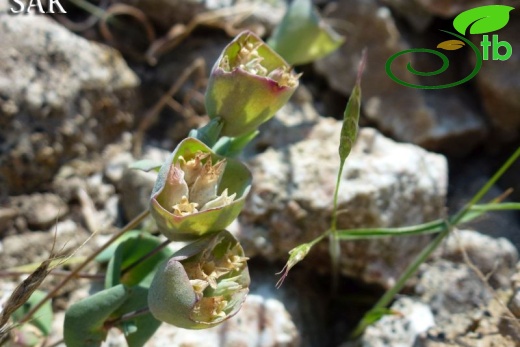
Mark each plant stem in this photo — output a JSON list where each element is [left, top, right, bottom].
[[452, 146, 520, 224], [351, 145, 520, 337], [351, 221, 451, 337], [331, 161, 345, 231], [104, 307, 151, 328], [20, 210, 150, 324]]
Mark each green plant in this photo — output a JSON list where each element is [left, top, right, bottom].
[[274, 54, 520, 340], [14, 2, 518, 345], [2, 8, 345, 343], [57, 31, 301, 347]]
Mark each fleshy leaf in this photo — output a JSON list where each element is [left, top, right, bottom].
[[453, 5, 514, 35], [212, 130, 259, 157], [437, 39, 465, 50], [104, 231, 173, 288], [112, 286, 162, 347], [64, 285, 129, 347], [268, 0, 345, 65]]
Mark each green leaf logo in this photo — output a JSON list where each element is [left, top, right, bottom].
[[453, 5, 514, 35]]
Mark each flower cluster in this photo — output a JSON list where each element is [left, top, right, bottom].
[[160, 153, 235, 217], [150, 138, 251, 241], [148, 230, 250, 329], [148, 31, 299, 331], [205, 31, 300, 137]]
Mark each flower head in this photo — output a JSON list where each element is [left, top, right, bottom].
[[150, 138, 251, 241], [205, 31, 301, 137], [148, 230, 250, 329]]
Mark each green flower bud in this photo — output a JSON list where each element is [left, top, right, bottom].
[[267, 0, 345, 66], [150, 138, 251, 241], [148, 230, 250, 329], [205, 31, 301, 137]]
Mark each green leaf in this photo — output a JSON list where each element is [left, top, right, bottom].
[[212, 130, 259, 157], [64, 285, 129, 347], [12, 290, 53, 336], [268, 0, 344, 65], [453, 5, 514, 35], [105, 243, 124, 288], [227, 130, 259, 157], [469, 202, 520, 212], [96, 230, 143, 263], [188, 118, 223, 148], [337, 219, 445, 240], [104, 232, 172, 288], [113, 286, 162, 347], [129, 160, 163, 173]]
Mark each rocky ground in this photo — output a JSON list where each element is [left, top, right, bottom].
[[1, 0, 520, 346]]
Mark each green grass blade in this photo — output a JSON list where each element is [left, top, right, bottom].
[[336, 219, 444, 240], [351, 146, 520, 338], [351, 225, 450, 337], [470, 202, 520, 211], [452, 146, 520, 224]]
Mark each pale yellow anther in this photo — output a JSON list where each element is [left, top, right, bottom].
[[172, 196, 199, 216]]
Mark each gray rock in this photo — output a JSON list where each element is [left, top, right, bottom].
[[380, 0, 433, 31], [0, 207, 18, 235], [437, 229, 518, 289], [415, 260, 492, 326], [315, 0, 486, 154], [119, 147, 169, 221], [0, 10, 139, 195], [248, 89, 321, 155], [115, 0, 286, 33], [120, 168, 158, 221], [415, 259, 520, 346], [9, 193, 68, 231], [509, 290, 520, 318], [239, 122, 448, 287], [343, 297, 434, 347], [0, 223, 88, 269], [509, 262, 520, 317], [104, 152, 135, 185], [413, 0, 509, 18]]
